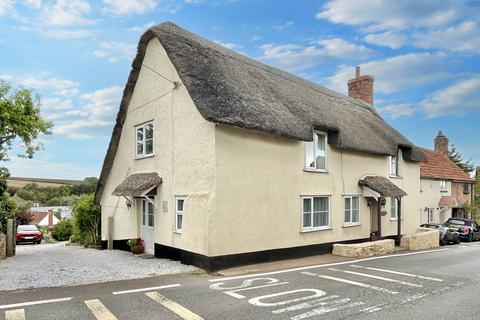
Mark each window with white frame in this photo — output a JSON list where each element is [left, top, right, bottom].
[[136, 122, 154, 157], [390, 198, 398, 219], [175, 196, 186, 232], [302, 196, 330, 230], [389, 155, 398, 176], [141, 197, 155, 227], [344, 196, 360, 225], [305, 132, 327, 171], [440, 180, 447, 192]]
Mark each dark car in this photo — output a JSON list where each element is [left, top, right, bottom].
[[16, 225, 42, 244], [420, 223, 460, 245], [443, 218, 480, 242]]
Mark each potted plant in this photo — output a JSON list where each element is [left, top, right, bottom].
[[127, 238, 144, 254]]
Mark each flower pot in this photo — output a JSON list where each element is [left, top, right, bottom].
[[131, 245, 144, 254]]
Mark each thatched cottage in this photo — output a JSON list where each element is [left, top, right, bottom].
[[95, 22, 425, 270]]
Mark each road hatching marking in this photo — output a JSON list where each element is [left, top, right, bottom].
[[145, 291, 204, 320], [5, 309, 25, 320], [350, 265, 443, 282], [84, 299, 118, 320], [328, 268, 422, 287], [112, 284, 181, 295]]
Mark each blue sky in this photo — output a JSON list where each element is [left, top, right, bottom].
[[1, 0, 479, 179]]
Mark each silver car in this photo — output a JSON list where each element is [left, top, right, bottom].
[[420, 223, 460, 245]]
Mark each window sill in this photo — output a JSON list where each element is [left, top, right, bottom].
[[390, 218, 404, 221], [300, 227, 332, 233], [389, 175, 403, 179], [135, 154, 155, 160], [173, 230, 182, 234], [440, 190, 448, 193], [304, 168, 328, 174], [342, 223, 361, 228]]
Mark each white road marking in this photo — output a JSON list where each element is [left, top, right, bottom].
[[402, 294, 427, 302], [5, 309, 25, 320], [209, 248, 449, 282], [350, 265, 443, 282], [0, 297, 73, 310], [328, 268, 422, 287], [315, 274, 399, 295], [248, 289, 326, 307], [361, 305, 384, 313], [84, 299, 118, 320], [290, 301, 365, 320], [272, 296, 343, 314], [112, 284, 181, 295], [146, 291, 204, 320], [224, 282, 289, 299]]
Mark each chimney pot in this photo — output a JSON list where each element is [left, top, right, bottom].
[[355, 66, 360, 78], [434, 131, 449, 156]]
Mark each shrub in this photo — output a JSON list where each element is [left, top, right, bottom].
[[71, 194, 101, 245], [127, 238, 144, 248], [51, 220, 73, 241]]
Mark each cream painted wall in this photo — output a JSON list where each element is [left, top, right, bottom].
[[211, 126, 421, 256], [420, 179, 452, 224], [100, 38, 216, 256]]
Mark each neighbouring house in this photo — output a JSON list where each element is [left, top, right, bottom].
[[95, 22, 425, 270], [30, 206, 72, 220], [419, 132, 475, 223], [29, 210, 59, 228]]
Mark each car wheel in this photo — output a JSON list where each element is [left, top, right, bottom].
[[37, 240, 41, 244], [440, 235, 448, 246], [455, 237, 461, 244], [468, 233, 473, 242]]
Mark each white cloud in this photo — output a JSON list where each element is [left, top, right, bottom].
[[23, 0, 42, 8], [40, 28, 94, 39], [0, 73, 79, 96], [53, 86, 122, 139], [93, 41, 136, 63], [128, 22, 155, 33], [364, 31, 407, 49], [258, 38, 374, 71], [41, 97, 74, 110], [378, 104, 415, 119], [421, 76, 480, 117], [328, 53, 448, 94], [0, 0, 13, 16], [413, 20, 480, 53], [273, 21, 294, 31], [43, 0, 94, 26], [316, 0, 465, 31], [102, 0, 157, 16]]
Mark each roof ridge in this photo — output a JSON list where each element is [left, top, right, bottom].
[[153, 22, 381, 118]]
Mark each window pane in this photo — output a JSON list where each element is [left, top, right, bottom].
[[305, 142, 315, 168], [145, 123, 153, 139], [319, 197, 328, 211], [316, 155, 326, 170], [303, 198, 311, 213], [145, 139, 153, 155], [148, 213, 154, 227], [142, 200, 146, 226], [137, 127, 144, 142], [313, 197, 321, 212], [344, 198, 351, 223], [177, 214, 183, 230], [148, 201, 154, 214], [137, 141, 144, 155], [320, 211, 328, 227], [317, 133, 325, 151], [177, 199, 184, 212], [390, 198, 397, 218], [303, 213, 311, 228], [352, 209, 359, 223], [344, 209, 350, 223], [352, 197, 359, 210], [313, 212, 321, 227], [344, 198, 351, 211]]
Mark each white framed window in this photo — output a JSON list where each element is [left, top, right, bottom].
[[302, 196, 330, 231], [344, 196, 360, 226], [175, 196, 186, 232], [136, 122, 154, 157], [305, 132, 327, 171], [141, 197, 155, 227], [390, 198, 399, 220], [440, 180, 447, 192], [389, 156, 398, 176], [427, 208, 434, 223]]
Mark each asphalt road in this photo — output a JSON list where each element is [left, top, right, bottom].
[[2, 242, 480, 320]]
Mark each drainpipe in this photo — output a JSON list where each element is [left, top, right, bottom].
[[377, 197, 382, 239], [397, 197, 402, 245]]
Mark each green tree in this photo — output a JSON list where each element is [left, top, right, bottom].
[[72, 177, 98, 195], [72, 194, 101, 245], [448, 144, 475, 174], [51, 220, 73, 241]]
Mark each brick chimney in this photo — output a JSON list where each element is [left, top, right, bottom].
[[48, 210, 53, 227], [348, 66, 374, 105], [434, 131, 449, 156]]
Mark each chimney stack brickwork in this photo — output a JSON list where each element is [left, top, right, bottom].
[[434, 131, 449, 156], [348, 66, 374, 105]]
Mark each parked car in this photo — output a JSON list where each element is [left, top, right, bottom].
[[16, 225, 42, 244], [420, 223, 460, 245], [443, 218, 480, 242]]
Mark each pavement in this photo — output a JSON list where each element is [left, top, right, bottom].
[[1, 242, 480, 319]]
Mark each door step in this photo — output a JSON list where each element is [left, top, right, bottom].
[[136, 254, 155, 259]]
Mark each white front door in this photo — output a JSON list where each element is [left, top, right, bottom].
[[141, 197, 155, 254]]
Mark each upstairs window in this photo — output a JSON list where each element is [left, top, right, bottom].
[[440, 180, 447, 192], [136, 122, 154, 157], [389, 156, 398, 176], [305, 132, 327, 171], [463, 183, 470, 194]]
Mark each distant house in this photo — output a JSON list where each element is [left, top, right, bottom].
[[420, 132, 475, 223], [95, 22, 425, 270], [30, 206, 72, 220], [29, 210, 59, 228]]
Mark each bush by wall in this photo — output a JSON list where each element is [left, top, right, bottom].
[[51, 220, 72, 241]]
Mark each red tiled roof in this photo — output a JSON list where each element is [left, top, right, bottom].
[[420, 148, 475, 182]]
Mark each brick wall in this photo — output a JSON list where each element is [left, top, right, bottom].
[[452, 182, 472, 205]]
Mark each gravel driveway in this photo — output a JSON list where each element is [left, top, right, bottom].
[[0, 242, 196, 291]]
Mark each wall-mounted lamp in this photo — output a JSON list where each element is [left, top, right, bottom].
[[381, 198, 386, 207]]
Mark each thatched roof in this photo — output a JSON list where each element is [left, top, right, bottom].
[[359, 176, 407, 198], [112, 173, 162, 197], [95, 22, 424, 204]]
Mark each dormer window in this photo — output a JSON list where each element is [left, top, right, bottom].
[[305, 132, 327, 171], [389, 155, 398, 176]]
